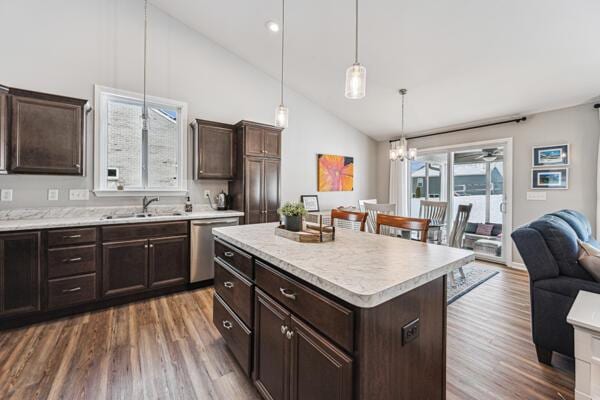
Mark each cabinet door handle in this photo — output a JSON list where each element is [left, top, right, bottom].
[[199, 170, 204, 173], [223, 251, 234, 258], [62, 257, 82, 263], [144, 245, 148, 248], [281, 325, 288, 335], [286, 330, 294, 340], [224, 281, 234, 289], [149, 244, 154, 248], [64, 234, 82, 239], [279, 288, 297, 300], [62, 287, 81, 294], [74, 164, 81, 168], [222, 320, 233, 330]]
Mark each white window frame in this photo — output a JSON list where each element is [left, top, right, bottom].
[[93, 85, 188, 197]]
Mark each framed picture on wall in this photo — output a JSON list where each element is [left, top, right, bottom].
[[532, 144, 569, 167], [300, 195, 320, 212], [531, 168, 568, 190]]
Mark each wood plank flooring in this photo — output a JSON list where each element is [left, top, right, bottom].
[[0, 265, 574, 399]]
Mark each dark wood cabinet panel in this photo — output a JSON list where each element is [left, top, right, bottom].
[[254, 289, 291, 400], [245, 157, 264, 224], [264, 159, 281, 223], [47, 273, 96, 310], [263, 129, 281, 158], [245, 125, 264, 157], [0, 86, 8, 174], [289, 316, 353, 400], [48, 227, 97, 247], [148, 236, 188, 289], [102, 239, 149, 298], [0, 232, 41, 317], [101, 221, 187, 242], [214, 238, 254, 280], [214, 258, 253, 327], [47, 244, 96, 279], [192, 119, 235, 180], [9, 88, 88, 175], [214, 293, 253, 376]]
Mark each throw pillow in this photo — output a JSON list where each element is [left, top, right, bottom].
[[475, 223, 494, 236], [577, 240, 600, 282]]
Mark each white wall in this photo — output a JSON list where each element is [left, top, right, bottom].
[[0, 0, 377, 210], [377, 103, 600, 263]]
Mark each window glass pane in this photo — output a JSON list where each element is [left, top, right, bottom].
[[409, 160, 426, 217], [489, 161, 504, 224], [106, 99, 143, 189], [147, 107, 179, 188]]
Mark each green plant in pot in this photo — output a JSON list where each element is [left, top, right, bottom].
[[278, 201, 307, 232]]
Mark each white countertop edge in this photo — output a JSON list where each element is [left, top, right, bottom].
[[213, 229, 475, 308], [567, 290, 600, 332], [0, 211, 244, 232]]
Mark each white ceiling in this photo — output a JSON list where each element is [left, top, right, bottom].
[[151, 0, 600, 140]]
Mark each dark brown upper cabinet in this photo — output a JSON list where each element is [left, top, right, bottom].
[[237, 120, 281, 159], [191, 119, 236, 180], [5, 86, 90, 175], [0, 86, 8, 174]]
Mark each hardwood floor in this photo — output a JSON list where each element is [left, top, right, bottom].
[[0, 265, 574, 399]]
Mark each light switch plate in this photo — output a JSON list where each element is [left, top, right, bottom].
[[0, 189, 13, 201], [69, 189, 89, 201], [48, 189, 59, 201], [527, 191, 547, 201]]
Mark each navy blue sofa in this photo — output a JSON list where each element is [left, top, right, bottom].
[[512, 210, 600, 364]]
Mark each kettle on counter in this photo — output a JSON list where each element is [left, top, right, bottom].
[[216, 190, 232, 210]]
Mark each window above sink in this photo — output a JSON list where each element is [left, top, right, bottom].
[[93, 85, 188, 197]]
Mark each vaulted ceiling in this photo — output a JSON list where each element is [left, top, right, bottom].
[[151, 0, 600, 140]]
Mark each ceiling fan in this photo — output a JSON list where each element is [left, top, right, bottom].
[[476, 148, 503, 162]]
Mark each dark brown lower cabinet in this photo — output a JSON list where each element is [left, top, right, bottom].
[[102, 239, 149, 297], [149, 236, 188, 289], [0, 232, 41, 317], [254, 290, 352, 400]]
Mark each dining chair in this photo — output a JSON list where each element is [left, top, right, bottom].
[[330, 209, 368, 232], [419, 200, 448, 243], [376, 214, 430, 242], [364, 203, 396, 234], [447, 203, 473, 282], [358, 198, 377, 212]]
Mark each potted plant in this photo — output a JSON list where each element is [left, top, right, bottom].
[[278, 201, 307, 232]]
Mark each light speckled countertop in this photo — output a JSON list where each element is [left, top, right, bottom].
[[214, 223, 475, 308], [0, 208, 243, 232]]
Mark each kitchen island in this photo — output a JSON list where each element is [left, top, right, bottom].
[[212, 223, 474, 400]]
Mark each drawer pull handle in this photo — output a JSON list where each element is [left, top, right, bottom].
[[281, 325, 288, 335], [64, 234, 82, 239], [63, 257, 82, 263], [222, 320, 233, 330], [286, 330, 294, 340], [224, 281, 234, 289], [223, 251, 234, 258], [279, 288, 297, 300], [62, 287, 81, 294]]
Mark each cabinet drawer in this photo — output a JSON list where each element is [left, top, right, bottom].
[[255, 260, 354, 353], [102, 221, 188, 242], [48, 273, 96, 310], [47, 245, 96, 279], [215, 238, 253, 279], [213, 293, 252, 376], [48, 228, 97, 247], [214, 258, 253, 327]]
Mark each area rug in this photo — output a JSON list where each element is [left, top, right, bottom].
[[447, 265, 499, 304]]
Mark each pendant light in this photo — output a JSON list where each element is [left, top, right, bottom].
[[345, 0, 366, 99], [275, 0, 289, 128], [141, 0, 149, 135], [390, 89, 417, 161]]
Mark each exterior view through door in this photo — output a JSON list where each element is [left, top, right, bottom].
[[408, 143, 510, 263]]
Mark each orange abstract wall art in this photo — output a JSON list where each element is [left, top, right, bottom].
[[317, 154, 354, 192]]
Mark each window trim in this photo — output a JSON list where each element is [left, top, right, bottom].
[[93, 85, 188, 197]]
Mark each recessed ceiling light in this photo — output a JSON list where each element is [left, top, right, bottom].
[[265, 20, 280, 33]]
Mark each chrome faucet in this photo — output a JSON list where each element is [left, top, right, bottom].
[[142, 196, 160, 214]]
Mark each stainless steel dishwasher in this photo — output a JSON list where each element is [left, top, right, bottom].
[[190, 218, 239, 283]]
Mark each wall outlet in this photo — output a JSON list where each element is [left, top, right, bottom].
[[69, 189, 89, 201], [527, 191, 547, 201], [0, 189, 13, 202], [204, 190, 211, 199], [48, 189, 59, 201]]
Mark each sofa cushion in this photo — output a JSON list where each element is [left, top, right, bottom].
[[551, 210, 594, 242], [578, 240, 600, 282], [529, 215, 594, 280], [535, 276, 600, 298]]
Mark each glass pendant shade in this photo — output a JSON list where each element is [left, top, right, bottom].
[[275, 104, 289, 128], [408, 147, 418, 160], [389, 148, 398, 161], [345, 63, 366, 99]]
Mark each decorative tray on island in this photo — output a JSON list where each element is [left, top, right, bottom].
[[274, 219, 335, 243]]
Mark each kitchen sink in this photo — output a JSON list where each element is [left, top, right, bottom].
[[101, 212, 184, 220]]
